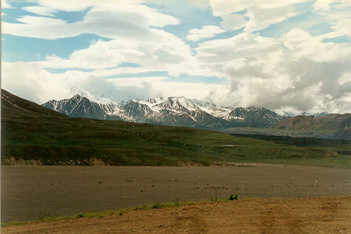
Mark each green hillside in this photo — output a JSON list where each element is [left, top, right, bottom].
[[2, 90, 351, 168]]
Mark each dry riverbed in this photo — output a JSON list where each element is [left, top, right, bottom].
[[2, 164, 351, 223]]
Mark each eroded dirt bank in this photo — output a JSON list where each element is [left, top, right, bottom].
[[3, 196, 351, 234]]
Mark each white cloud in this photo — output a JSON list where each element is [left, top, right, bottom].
[[110, 77, 225, 101], [209, 0, 244, 16], [313, 0, 351, 11], [35, 0, 97, 12], [43, 40, 125, 69], [283, 28, 351, 62], [1, 0, 11, 8], [209, 0, 307, 32], [195, 32, 280, 64], [38, 28, 193, 73], [187, 25, 225, 41], [23, 6, 57, 17], [313, 1, 351, 39], [143, 0, 209, 8], [245, 5, 299, 32], [3, 3, 179, 39], [2, 62, 71, 103], [6, 2, 194, 74], [2, 62, 226, 104], [36, 0, 143, 12], [313, 0, 331, 11], [220, 14, 247, 31], [192, 27, 351, 113], [210, 0, 306, 16], [16, 15, 66, 26], [338, 72, 351, 86], [1, 62, 153, 103]]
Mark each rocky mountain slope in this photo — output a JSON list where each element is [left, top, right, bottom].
[[271, 114, 351, 140], [42, 95, 282, 129]]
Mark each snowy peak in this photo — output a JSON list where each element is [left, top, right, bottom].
[[282, 111, 329, 118], [145, 97, 164, 104], [155, 96, 199, 112], [168, 96, 198, 109], [227, 107, 283, 127], [72, 94, 83, 101], [123, 100, 154, 118], [189, 99, 232, 118], [42, 94, 84, 116], [43, 94, 122, 121], [136, 96, 200, 113]]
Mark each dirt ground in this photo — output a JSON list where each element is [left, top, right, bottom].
[[3, 196, 351, 233], [2, 164, 351, 223]]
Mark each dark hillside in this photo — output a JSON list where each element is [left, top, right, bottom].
[[2, 90, 67, 119]]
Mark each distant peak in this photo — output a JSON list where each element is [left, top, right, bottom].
[[168, 96, 186, 100], [72, 94, 83, 99]]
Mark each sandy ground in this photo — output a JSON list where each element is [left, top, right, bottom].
[[3, 196, 351, 233], [2, 164, 351, 223]]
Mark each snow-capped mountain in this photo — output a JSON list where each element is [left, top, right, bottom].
[[281, 111, 329, 118], [42, 95, 122, 120], [42, 94, 284, 129]]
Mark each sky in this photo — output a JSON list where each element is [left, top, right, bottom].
[[2, 0, 351, 114]]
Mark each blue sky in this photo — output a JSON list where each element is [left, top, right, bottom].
[[2, 0, 351, 114]]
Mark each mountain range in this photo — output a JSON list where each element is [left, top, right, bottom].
[[41, 94, 351, 140], [42, 94, 283, 129]]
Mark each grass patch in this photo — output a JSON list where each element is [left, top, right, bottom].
[[136, 200, 195, 210], [1, 221, 29, 228], [4, 192, 290, 228], [1, 210, 117, 228], [1, 200, 196, 228], [3, 195, 248, 228]]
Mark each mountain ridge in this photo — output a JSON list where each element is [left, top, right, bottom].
[[271, 114, 351, 140]]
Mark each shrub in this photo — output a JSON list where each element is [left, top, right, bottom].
[[228, 193, 239, 200], [152, 203, 162, 209]]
